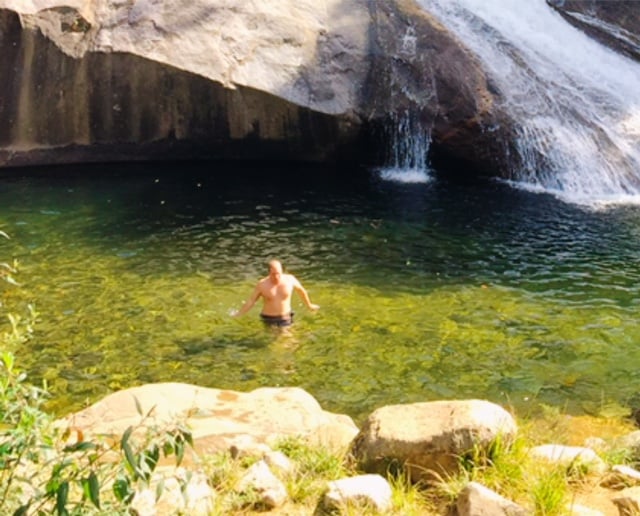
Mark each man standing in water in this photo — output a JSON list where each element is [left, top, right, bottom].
[[232, 259, 319, 327]]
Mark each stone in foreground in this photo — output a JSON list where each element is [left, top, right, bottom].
[[63, 383, 359, 456], [350, 399, 517, 483], [456, 481, 527, 516], [322, 474, 392, 513]]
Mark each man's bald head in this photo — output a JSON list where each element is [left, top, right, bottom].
[[268, 260, 283, 274]]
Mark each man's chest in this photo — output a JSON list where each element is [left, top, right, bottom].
[[262, 282, 292, 299]]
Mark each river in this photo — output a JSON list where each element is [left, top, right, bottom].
[[1, 161, 639, 422]]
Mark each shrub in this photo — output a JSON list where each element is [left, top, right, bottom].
[[1, 232, 193, 515]]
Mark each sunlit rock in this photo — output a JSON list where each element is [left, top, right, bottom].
[[228, 434, 272, 460], [131, 467, 215, 516], [236, 459, 288, 509], [264, 450, 295, 475], [322, 474, 392, 513], [529, 444, 607, 475], [62, 382, 359, 456], [0, 0, 500, 173], [350, 399, 517, 483], [456, 481, 527, 516]]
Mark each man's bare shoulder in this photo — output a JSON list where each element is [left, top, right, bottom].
[[284, 273, 301, 285], [257, 276, 271, 288]]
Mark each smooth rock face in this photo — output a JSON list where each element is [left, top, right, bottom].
[[11, 0, 372, 115], [0, 0, 503, 173], [4, 1, 638, 175], [350, 399, 517, 483], [62, 382, 359, 455], [0, 7, 361, 165]]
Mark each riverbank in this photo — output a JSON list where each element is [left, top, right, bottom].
[[57, 383, 640, 515]]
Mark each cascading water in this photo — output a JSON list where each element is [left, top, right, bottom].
[[419, 0, 640, 205], [378, 110, 432, 184]]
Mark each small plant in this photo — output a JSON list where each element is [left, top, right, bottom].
[[529, 466, 567, 516], [388, 469, 434, 515], [0, 350, 56, 513], [275, 436, 347, 478], [601, 444, 635, 468], [470, 433, 530, 501], [1, 234, 194, 515], [203, 450, 244, 491], [429, 467, 473, 508], [0, 348, 195, 515], [274, 437, 350, 504]]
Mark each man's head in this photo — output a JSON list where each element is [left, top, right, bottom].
[[268, 259, 283, 281]]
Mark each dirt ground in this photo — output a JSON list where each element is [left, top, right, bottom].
[[557, 414, 638, 515]]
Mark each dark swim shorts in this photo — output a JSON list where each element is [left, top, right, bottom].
[[260, 312, 294, 327]]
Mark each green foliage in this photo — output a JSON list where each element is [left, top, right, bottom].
[[274, 437, 351, 504], [0, 348, 194, 515], [275, 436, 348, 478], [529, 467, 567, 516], [388, 469, 434, 516], [601, 444, 635, 468], [429, 429, 572, 515], [461, 433, 530, 501], [1, 236, 194, 515]]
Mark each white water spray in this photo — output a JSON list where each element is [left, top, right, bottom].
[[378, 110, 432, 184], [420, 0, 640, 205]]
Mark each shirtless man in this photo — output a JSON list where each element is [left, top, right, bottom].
[[233, 260, 319, 327]]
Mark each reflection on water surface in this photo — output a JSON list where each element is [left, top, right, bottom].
[[1, 162, 640, 422]]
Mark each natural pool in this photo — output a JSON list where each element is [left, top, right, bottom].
[[1, 161, 640, 422]]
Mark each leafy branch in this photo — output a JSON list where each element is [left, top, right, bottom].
[[1, 231, 194, 515]]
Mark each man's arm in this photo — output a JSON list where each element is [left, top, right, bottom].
[[233, 284, 262, 317], [293, 277, 319, 311]]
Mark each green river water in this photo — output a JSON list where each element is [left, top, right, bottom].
[[1, 162, 640, 423]]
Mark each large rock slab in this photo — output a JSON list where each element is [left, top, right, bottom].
[[8, 0, 372, 116], [350, 399, 517, 483], [0, 0, 502, 173], [62, 383, 359, 455]]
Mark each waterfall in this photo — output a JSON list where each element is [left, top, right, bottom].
[[378, 110, 432, 184], [419, 0, 640, 205]]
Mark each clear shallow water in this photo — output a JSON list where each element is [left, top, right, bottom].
[[2, 161, 640, 422]]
